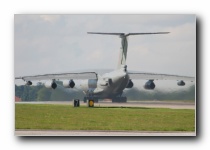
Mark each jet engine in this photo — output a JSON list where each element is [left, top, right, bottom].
[[177, 80, 185, 86], [45, 80, 57, 89], [63, 80, 75, 88], [26, 81, 32, 85], [144, 80, 155, 90], [126, 79, 134, 88]]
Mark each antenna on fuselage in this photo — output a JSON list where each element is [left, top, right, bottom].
[[87, 32, 169, 69]]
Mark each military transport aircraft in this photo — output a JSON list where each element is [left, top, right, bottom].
[[15, 32, 195, 105]]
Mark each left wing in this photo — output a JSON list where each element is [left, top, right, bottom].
[[15, 72, 98, 81], [128, 72, 195, 82]]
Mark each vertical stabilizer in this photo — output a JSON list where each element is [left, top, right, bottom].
[[87, 32, 169, 69], [118, 34, 128, 68]]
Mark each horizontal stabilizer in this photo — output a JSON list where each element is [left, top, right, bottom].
[[127, 32, 170, 36], [87, 32, 170, 37], [87, 32, 124, 35], [88, 31, 170, 69]]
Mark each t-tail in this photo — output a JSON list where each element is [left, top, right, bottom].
[[87, 32, 169, 69]]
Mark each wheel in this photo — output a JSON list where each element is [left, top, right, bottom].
[[87, 100, 94, 107], [73, 99, 80, 107]]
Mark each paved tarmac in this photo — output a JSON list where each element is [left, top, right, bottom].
[[15, 130, 196, 136], [16, 100, 195, 109]]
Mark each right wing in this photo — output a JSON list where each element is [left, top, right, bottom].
[[15, 72, 98, 82], [128, 72, 195, 82]]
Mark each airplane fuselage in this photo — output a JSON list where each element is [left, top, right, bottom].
[[80, 65, 129, 98]]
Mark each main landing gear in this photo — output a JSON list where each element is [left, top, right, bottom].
[[83, 96, 127, 104], [74, 96, 127, 107]]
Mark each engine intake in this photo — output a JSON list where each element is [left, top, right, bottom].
[[177, 80, 185, 86], [26, 81, 32, 85], [45, 80, 57, 89], [63, 80, 75, 88], [126, 79, 134, 88], [144, 80, 155, 90]]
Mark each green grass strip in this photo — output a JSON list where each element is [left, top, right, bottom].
[[15, 104, 195, 131]]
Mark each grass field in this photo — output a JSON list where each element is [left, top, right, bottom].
[[15, 104, 195, 131]]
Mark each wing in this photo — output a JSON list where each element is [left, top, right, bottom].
[[15, 72, 98, 81], [128, 72, 195, 82]]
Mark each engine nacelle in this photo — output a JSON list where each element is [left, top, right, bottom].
[[126, 79, 134, 88], [80, 79, 97, 91], [63, 80, 75, 88], [45, 81, 57, 89], [26, 81, 32, 85], [144, 80, 155, 90], [177, 80, 185, 86]]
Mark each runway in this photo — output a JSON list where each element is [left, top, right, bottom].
[[15, 130, 196, 136], [16, 100, 195, 109]]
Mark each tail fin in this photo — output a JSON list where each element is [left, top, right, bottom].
[[87, 32, 169, 69]]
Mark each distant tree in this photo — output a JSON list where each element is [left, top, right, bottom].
[[15, 83, 194, 101], [15, 85, 24, 98], [37, 87, 52, 101], [125, 85, 195, 101]]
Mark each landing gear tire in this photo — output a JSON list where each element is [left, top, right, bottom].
[[87, 100, 94, 107], [73, 99, 80, 107]]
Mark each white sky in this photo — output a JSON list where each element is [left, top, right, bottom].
[[14, 14, 196, 84]]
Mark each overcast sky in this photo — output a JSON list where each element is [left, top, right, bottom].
[[14, 14, 196, 86]]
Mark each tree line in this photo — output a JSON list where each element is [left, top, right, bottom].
[[15, 82, 195, 101], [15, 81, 84, 101], [124, 85, 195, 101]]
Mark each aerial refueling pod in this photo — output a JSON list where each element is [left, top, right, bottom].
[[177, 80, 185, 86], [126, 79, 134, 88], [45, 80, 57, 89], [26, 81, 32, 86], [63, 80, 75, 88], [144, 80, 155, 90]]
